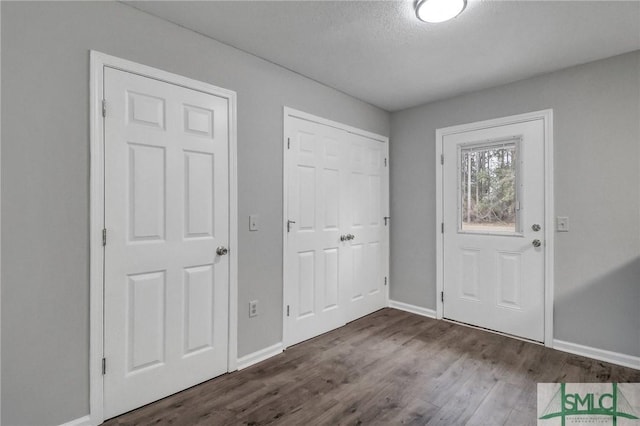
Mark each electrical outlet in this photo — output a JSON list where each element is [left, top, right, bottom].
[[557, 216, 569, 232], [249, 300, 258, 317], [249, 214, 259, 231]]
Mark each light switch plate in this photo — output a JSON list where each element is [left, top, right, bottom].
[[249, 214, 259, 231], [557, 216, 569, 232], [249, 300, 258, 317]]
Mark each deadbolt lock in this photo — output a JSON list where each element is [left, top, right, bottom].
[[532, 224, 541, 232]]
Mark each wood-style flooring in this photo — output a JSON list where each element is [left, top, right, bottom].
[[104, 308, 640, 425]]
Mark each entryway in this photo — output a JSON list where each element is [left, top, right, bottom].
[[283, 108, 390, 347], [436, 111, 554, 344], [90, 52, 238, 422]]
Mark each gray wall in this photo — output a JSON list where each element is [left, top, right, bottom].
[[0, 2, 389, 425], [390, 51, 640, 358]]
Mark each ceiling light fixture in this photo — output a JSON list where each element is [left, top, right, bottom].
[[415, 0, 467, 23]]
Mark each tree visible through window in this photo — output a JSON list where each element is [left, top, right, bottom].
[[460, 141, 518, 233]]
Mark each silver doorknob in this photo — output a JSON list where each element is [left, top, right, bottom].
[[340, 235, 348, 242], [348, 234, 355, 240], [532, 239, 542, 248], [532, 224, 541, 232], [216, 246, 229, 256]]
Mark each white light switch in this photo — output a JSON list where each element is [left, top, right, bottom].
[[556, 216, 569, 232], [249, 214, 259, 231]]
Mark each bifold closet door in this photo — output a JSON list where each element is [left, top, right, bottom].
[[285, 118, 348, 346], [285, 114, 388, 347], [342, 132, 387, 322]]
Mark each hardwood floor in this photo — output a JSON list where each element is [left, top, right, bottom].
[[104, 308, 640, 425]]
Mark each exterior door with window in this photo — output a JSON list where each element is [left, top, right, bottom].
[[442, 118, 545, 342]]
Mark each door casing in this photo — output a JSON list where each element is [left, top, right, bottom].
[[435, 110, 554, 347], [282, 107, 390, 349], [90, 51, 238, 425]]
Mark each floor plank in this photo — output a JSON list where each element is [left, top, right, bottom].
[[103, 308, 640, 425]]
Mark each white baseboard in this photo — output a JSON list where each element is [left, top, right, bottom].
[[237, 342, 283, 370], [59, 415, 92, 426], [553, 339, 640, 370], [388, 300, 436, 319]]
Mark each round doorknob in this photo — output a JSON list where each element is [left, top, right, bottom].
[[216, 246, 229, 256], [532, 239, 542, 248], [348, 234, 355, 240], [340, 235, 348, 242]]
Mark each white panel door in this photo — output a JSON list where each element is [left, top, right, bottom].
[[343, 132, 388, 322], [442, 119, 545, 342], [285, 113, 389, 347], [285, 118, 348, 346], [103, 68, 229, 418]]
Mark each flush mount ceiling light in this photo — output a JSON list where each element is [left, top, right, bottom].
[[416, 0, 467, 23]]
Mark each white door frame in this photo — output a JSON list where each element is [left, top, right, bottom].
[[89, 51, 238, 425], [435, 110, 554, 347], [282, 107, 390, 349], [0, 6, 3, 421]]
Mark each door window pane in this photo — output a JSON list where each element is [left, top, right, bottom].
[[459, 141, 519, 233]]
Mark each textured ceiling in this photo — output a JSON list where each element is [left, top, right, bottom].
[[126, 1, 640, 111]]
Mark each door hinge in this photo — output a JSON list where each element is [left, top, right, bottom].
[[102, 228, 107, 246], [102, 358, 106, 375], [384, 277, 387, 286], [286, 305, 290, 317], [441, 223, 444, 234], [384, 216, 390, 226], [384, 158, 387, 167], [441, 291, 444, 303], [287, 137, 290, 149], [102, 99, 107, 118], [287, 220, 296, 233], [440, 154, 444, 165]]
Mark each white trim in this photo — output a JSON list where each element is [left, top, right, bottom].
[[227, 83, 239, 373], [284, 107, 388, 143], [553, 339, 640, 371], [236, 342, 284, 370], [384, 133, 390, 305], [542, 111, 555, 347], [89, 50, 105, 426], [282, 107, 390, 349], [435, 109, 555, 347], [59, 415, 93, 426], [282, 108, 291, 349], [89, 51, 238, 425], [0, 4, 3, 422], [388, 301, 436, 319]]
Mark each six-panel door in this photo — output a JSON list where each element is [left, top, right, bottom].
[[286, 118, 347, 345], [103, 68, 229, 418], [343, 132, 387, 322]]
